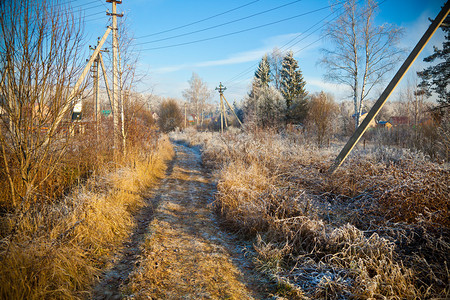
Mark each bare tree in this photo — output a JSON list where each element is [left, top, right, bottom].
[[321, 0, 403, 129], [117, 17, 140, 157], [182, 73, 212, 126], [308, 92, 337, 146], [0, 0, 85, 207], [269, 47, 284, 90]]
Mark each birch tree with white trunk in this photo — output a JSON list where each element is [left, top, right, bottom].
[[182, 73, 212, 126], [320, 0, 403, 129]]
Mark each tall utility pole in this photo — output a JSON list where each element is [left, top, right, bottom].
[[215, 82, 243, 133], [98, 52, 113, 110], [216, 83, 226, 133], [118, 44, 126, 156], [90, 38, 109, 142], [106, 0, 123, 157], [92, 47, 99, 139], [184, 103, 187, 128]]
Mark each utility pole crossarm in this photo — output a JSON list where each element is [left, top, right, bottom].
[[328, 1, 450, 174]]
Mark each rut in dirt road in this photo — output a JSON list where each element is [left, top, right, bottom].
[[93, 142, 271, 299]]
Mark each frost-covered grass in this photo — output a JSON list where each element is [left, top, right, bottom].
[[0, 136, 174, 299], [171, 128, 449, 299]]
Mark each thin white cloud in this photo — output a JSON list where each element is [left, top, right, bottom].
[[400, 9, 445, 58], [195, 49, 268, 68], [152, 32, 310, 74], [306, 78, 351, 101]]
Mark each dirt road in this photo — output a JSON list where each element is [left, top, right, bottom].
[[92, 142, 271, 299]]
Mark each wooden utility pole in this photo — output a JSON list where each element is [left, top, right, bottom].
[[90, 38, 109, 142], [215, 82, 243, 133], [184, 103, 187, 128], [92, 47, 99, 139], [118, 44, 126, 156], [98, 52, 113, 110], [329, 1, 450, 173], [216, 83, 226, 133], [106, 0, 123, 157]]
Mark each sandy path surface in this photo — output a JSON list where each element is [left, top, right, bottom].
[[92, 142, 271, 299]]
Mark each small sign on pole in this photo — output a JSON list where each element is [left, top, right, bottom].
[[72, 102, 82, 121]]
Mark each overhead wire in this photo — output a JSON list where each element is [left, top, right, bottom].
[[96, 0, 109, 10], [137, 3, 337, 51], [72, 3, 105, 11], [135, 0, 304, 45], [224, 0, 386, 89], [134, 0, 261, 39], [49, 0, 98, 9], [223, 9, 342, 86]]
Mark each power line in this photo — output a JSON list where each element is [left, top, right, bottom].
[[96, 0, 109, 10], [223, 9, 342, 85], [135, 0, 304, 45], [48, 0, 74, 9], [138, 4, 336, 51], [80, 10, 105, 19], [224, 0, 387, 89], [49, 0, 98, 9], [72, 3, 105, 11], [134, 0, 260, 39]]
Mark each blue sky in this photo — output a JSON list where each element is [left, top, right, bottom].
[[79, 0, 446, 104]]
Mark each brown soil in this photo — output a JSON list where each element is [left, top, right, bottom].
[[91, 142, 272, 299]]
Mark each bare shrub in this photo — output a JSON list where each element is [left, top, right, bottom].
[[158, 98, 183, 133], [0, 0, 86, 208], [307, 92, 337, 146]]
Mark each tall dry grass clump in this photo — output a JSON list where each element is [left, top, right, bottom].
[[0, 136, 173, 299], [173, 129, 449, 299]]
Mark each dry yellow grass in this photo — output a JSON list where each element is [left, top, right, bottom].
[[0, 135, 174, 299], [172, 129, 449, 299]]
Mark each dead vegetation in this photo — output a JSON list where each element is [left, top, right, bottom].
[[0, 136, 173, 299], [172, 128, 449, 299]]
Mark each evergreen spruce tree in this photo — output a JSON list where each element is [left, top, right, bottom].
[[417, 16, 450, 105], [246, 55, 272, 123], [280, 51, 308, 123], [255, 54, 272, 88]]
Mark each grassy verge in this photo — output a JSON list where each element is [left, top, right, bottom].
[[172, 128, 449, 299], [0, 135, 174, 299]]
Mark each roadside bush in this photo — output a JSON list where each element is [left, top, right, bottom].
[[158, 98, 183, 133]]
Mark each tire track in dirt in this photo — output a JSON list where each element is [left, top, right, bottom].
[[92, 142, 271, 299]]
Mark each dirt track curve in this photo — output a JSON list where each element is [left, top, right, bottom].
[[92, 142, 271, 299]]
